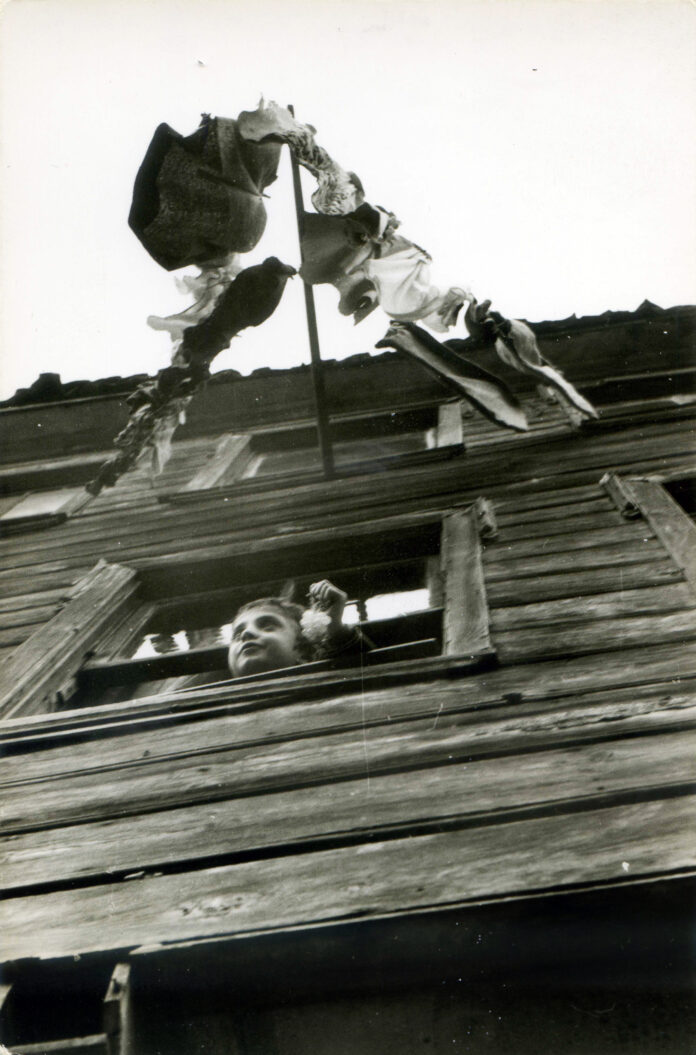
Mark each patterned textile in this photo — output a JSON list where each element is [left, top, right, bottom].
[[129, 116, 281, 270], [238, 100, 364, 215]]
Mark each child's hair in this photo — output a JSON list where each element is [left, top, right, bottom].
[[232, 597, 315, 662]]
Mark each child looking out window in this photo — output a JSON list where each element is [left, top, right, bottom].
[[228, 580, 366, 677]]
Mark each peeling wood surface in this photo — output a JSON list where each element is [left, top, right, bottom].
[[442, 510, 491, 654], [2, 682, 694, 836], [624, 476, 696, 591], [0, 563, 139, 720], [1, 728, 693, 893], [2, 796, 694, 963]]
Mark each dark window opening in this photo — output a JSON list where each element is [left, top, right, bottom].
[[68, 527, 446, 708], [664, 476, 696, 520]]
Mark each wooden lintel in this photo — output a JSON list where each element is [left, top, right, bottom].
[[441, 509, 493, 656], [600, 472, 642, 519], [0, 561, 139, 720]]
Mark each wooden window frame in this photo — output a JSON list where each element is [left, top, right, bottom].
[[0, 502, 497, 721], [0, 487, 92, 536], [601, 469, 696, 595], [162, 402, 467, 503]]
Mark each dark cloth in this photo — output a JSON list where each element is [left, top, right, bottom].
[[129, 116, 282, 271], [299, 204, 388, 285], [181, 257, 296, 361]]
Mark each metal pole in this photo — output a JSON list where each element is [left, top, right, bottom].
[[288, 105, 335, 479]]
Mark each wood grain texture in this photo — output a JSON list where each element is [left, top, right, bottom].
[[2, 796, 694, 962], [1, 729, 693, 893], [2, 682, 693, 836], [2, 638, 693, 752], [623, 476, 696, 592], [442, 510, 491, 655], [0, 562, 139, 720]]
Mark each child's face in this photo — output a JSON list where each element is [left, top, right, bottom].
[[228, 605, 301, 676]]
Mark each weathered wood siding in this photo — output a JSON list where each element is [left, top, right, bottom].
[[1, 307, 694, 1050]]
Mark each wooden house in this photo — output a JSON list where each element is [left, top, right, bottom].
[[0, 300, 694, 1053]]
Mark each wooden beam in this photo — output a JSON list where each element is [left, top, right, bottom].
[[2, 726, 693, 895], [600, 472, 642, 518], [103, 964, 131, 1055], [11, 1036, 107, 1053], [182, 434, 254, 492], [621, 477, 696, 593], [1, 796, 694, 963], [434, 402, 465, 448], [441, 509, 494, 656], [0, 561, 139, 720]]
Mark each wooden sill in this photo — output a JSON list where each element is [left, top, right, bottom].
[[0, 650, 498, 754]]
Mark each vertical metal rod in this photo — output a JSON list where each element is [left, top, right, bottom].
[[288, 104, 335, 479]]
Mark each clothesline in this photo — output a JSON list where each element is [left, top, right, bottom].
[[86, 99, 597, 496]]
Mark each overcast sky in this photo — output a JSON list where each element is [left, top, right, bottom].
[[1, 0, 694, 399]]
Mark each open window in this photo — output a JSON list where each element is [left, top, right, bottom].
[[0, 503, 495, 718], [162, 403, 466, 501], [601, 469, 696, 597], [0, 488, 91, 536]]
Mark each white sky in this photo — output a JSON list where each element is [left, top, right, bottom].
[[1, 0, 694, 399]]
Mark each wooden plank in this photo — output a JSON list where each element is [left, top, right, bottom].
[[486, 559, 684, 605], [484, 539, 667, 580], [2, 729, 693, 894], [600, 472, 642, 518], [11, 1036, 108, 1053], [441, 510, 492, 655], [3, 657, 693, 785], [1, 417, 692, 564], [487, 523, 651, 559], [2, 683, 694, 836], [434, 401, 464, 447], [490, 583, 696, 629], [182, 434, 253, 491], [494, 609, 696, 664], [0, 562, 139, 720], [623, 476, 696, 592], [2, 796, 694, 963], [2, 637, 694, 757], [103, 964, 130, 1055], [494, 510, 627, 539]]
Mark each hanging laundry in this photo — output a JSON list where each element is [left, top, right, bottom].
[[365, 237, 470, 332], [462, 298, 599, 420], [87, 258, 296, 495], [333, 272, 379, 324], [375, 322, 528, 432], [128, 116, 282, 271], [299, 203, 399, 285], [182, 257, 296, 362], [238, 99, 364, 215], [147, 254, 243, 340]]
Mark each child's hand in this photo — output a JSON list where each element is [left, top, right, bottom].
[[308, 580, 347, 628]]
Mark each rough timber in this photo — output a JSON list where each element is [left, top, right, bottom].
[[0, 301, 694, 1053]]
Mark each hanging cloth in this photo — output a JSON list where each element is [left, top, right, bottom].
[[365, 237, 469, 332], [462, 299, 599, 420], [238, 99, 364, 215], [299, 203, 398, 285], [128, 116, 282, 270], [147, 254, 243, 340], [376, 321, 528, 432]]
